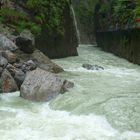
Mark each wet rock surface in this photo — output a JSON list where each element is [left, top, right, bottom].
[[82, 64, 104, 70], [20, 68, 74, 102], [20, 68, 63, 101], [60, 80, 74, 94]]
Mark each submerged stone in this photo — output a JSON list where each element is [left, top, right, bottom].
[[82, 64, 104, 70]]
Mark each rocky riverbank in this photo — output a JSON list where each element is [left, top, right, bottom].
[[0, 30, 74, 102], [0, 0, 77, 102], [0, 0, 78, 59]]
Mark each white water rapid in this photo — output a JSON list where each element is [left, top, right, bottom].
[[0, 45, 140, 140]]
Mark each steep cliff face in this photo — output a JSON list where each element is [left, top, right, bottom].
[[0, 0, 78, 58], [35, 2, 78, 58], [96, 28, 140, 64], [94, 0, 140, 65]]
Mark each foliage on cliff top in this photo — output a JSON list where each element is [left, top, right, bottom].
[[73, 0, 97, 25], [95, 0, 140, 31], [0, 0, 69, 36]]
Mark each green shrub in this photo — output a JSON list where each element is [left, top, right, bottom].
[[0, 7, 28, 24], [26, 0, 67, 36], [0, 0, 68, 36], [95, 0, 140, 30], [133, 1, 140, 18]]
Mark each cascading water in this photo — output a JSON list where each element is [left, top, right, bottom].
[[0, 45, 140, 140], [70, 4, 81, 44]]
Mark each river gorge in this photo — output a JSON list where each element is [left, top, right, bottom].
[[0, 45, 140, 140]]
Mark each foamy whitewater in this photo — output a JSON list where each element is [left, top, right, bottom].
[[0, 45, 140, 140]]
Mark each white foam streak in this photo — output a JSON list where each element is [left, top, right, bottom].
[[0, 102, 119, 140]]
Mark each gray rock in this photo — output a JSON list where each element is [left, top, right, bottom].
[[26, 60, 37, 70], [14, 49, 63, 73], [6, 64, 25, 88], [0, 69, 18, 93], [6, 63, 16, 76], [13, 62, 23, 69], [21, 64, 27, 73], [20, 30, 35, 45], [14, 69, 25, 88], [14, 49, 31, 62], [82, 64, 104, 70], [63, 80, 74, 89], [15, 30, 35, 54], [31, 50, 64, 73], [21, 60, 37, 72], [2, 50, 17, 64], [60, 80, 74, 94], [20, 68, 65, 102], [0, 34, 18, 51], [35, 63, 50, 72], [0, 56, 8, 68]]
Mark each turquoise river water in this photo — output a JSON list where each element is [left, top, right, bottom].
[[0, 45, 140, 140]]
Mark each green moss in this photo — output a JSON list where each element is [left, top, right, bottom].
[[0, 0, 69, 37], [133, 1, 140, 18], [26, 0, 67, 36], [95, 0, 140, 30], [0, 7, 28, 24]]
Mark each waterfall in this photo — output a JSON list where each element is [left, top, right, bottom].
[[70, 5, 81, 44]]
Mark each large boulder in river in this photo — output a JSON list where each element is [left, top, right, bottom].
[[16, 30, 35, 54], [31, 50, 64, 73], [20, 68, 73, 102], [0, 34, 18, 51], [0, 69, 18, 93]]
